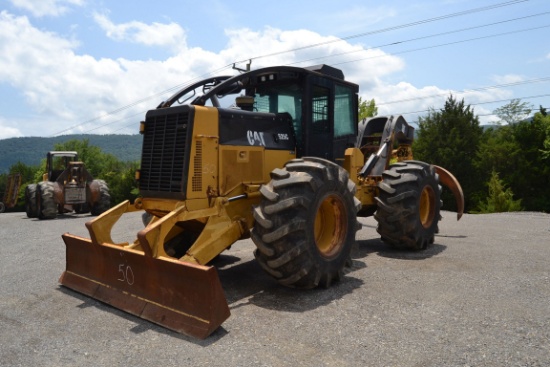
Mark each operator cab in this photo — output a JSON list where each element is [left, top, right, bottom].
[[46, 151, 79, 182], [161, 65, 359, 163]]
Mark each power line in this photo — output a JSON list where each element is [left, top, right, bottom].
[[50, 64, 235, 136], [376, 77, 550, 106], [233, 0, 529, 65], [286, 11, 549, 67], [80, 27, 547, 136], [331, 24, 550, 67], [52, 0, 535, 135], [393, 93, 550, 118]]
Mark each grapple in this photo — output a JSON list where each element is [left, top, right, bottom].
[[59, 201, 231, 339]]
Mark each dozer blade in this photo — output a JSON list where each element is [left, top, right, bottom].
[[59, 233, 230, 339]]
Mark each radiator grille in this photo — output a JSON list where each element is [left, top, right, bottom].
[[140, 109, 189, 196]]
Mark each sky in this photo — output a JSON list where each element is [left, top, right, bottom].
[[0, 0, 548, 139]]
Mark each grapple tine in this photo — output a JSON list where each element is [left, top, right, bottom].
[[59, 233, 230, 339], [434, 165, 465, 220]]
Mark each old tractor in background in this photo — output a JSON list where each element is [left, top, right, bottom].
[[0, 173, 22, 213], [25, 151, 111, 219], [60, 64, 463, 338]]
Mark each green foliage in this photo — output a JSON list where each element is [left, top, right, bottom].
[[0, 134, 141, 174], [0, 162, 39, 211], [53, 139, 139, 205], [477, 110, 550, 212], [413, 95, 483, 211], [475, 171, 522, 213], [540, 112, 550, 159], [3, 138, 140, 211], [358, 97, 378, 120]]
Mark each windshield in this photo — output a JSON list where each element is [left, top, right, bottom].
[[252, 83, 303, 142]]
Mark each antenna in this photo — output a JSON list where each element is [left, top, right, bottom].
[[233, 59, 252, 73]]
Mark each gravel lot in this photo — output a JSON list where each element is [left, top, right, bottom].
[[1, 210, 549, 367]]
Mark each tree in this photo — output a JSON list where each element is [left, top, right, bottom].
[[54, 139, 110, 177], [413, 95, 483, 212], [493, 99, 533, 125], [477, 110, 550, 212], [475, 170, 522, 213], [358, 96, 377, 120]]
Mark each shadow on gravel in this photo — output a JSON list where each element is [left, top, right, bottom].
[[377, 243, 447, 260], [217, 258, 364, 313], [26, 214, 98, 221], [56, 286, 222, 346], [355, 236, 447, 261]]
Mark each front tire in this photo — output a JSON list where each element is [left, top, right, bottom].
[[37, 182, 57, 220], [25, 184, 38, 218], [252, 157, 360, 289], [374, 161, 442, 250]]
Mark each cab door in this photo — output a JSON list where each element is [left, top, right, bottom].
[[306, 83, 333, 160], [303, 77, 357, 163]]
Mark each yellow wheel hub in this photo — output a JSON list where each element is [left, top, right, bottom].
[[419, 185, 436, 229], [314, 194, 347, 258]]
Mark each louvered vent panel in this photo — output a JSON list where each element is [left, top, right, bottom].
[[192, 141, 202, 192], [140, 110, 189, 195]]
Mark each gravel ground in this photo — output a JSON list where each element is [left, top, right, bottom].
[[0, 210, 549, 367]]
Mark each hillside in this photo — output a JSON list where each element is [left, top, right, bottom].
[[0, 134, 142, 173]]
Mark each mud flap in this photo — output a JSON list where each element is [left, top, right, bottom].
[[59, 233, 230, 339]]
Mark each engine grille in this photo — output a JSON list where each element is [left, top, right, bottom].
[[139, 107, 191, 198]]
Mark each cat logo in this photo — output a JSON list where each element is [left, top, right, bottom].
[[246, 130, 266, 146]]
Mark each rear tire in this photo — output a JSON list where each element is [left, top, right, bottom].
[[37, 182, 57, 220], [90, 180, 110, 216], [25, 184, 37, 218], [374, 160, 442, 250], [252, 157, 360, 289]]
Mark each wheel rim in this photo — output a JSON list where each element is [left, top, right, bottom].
[[419, 185, 436, 229], [314, 194, 347, 258]]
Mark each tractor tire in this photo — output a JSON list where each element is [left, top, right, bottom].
[[90, 180, 110, 216], [37, 182, 57, 220], [25, 184, 38, 218], [251, 157, 361, 289], [374, 160, 442, 250]]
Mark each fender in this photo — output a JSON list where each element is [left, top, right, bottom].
[[434, 165, 464, 220]]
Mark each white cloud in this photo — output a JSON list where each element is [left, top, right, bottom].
[[321, 5, 397, 35], [0, 118, 23, 139], [0, 10, 512, 136], [93, 13, 187, 51], [8, 0, 84, 17], [491, 74, 525, 85]]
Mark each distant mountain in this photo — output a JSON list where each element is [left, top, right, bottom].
[[0, 134, 142, 173], [481, 124, 501, 131]]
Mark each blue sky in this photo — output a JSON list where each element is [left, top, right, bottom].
[[0, 0, 548, 138]]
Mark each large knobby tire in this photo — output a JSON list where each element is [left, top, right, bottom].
[[37, 182, 57, 220], [25, 184, 38, 218], [90, 180, 111, 216], [374, 160, 442, 250], [251, 157, 361, 289]]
